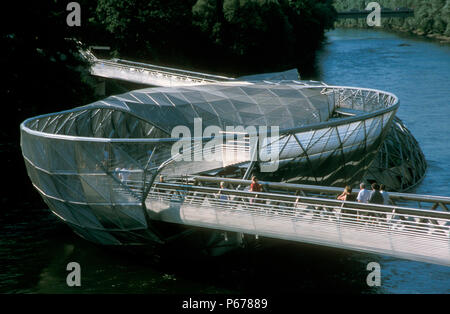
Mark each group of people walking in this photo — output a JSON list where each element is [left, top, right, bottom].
[[214, 176, 392, 222], [218, 177, 390, 207], [337, 182, 390, 205], [216, 176, 263, 203]]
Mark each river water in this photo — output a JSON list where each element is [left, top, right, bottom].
[[1, 29, 449, 294]]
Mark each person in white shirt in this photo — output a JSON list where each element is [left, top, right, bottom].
[[115, 167, 122, 181], [380, 184, 390, 205], [357, 183, 371, 203], [120, 167, 129, 183], [356, 183, 371, 221]]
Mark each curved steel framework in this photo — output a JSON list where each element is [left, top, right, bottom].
[[21, 83, 400, 247], [365, 117, 427, 191], [83, 50, 427, 193]]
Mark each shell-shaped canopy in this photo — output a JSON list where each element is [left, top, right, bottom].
[[82, 81, 332, 136]]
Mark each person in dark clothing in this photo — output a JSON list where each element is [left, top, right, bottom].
[[366, 183, 385, 221], [369, 183, 384, 205]]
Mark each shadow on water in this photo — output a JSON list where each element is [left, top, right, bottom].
[[0, 99, 378, 294], [1, 205, 382, 294]]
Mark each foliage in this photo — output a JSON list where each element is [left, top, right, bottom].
[[88, 0, 337, 74], [1, 1, 97, 139], [94, 0, 197, 61], [334, 0, 450, 37]]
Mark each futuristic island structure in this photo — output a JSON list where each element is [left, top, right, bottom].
[[20, 73, 435, 251], [22, 52, 450, 266]]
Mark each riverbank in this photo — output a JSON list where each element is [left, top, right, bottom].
[[420, 32, 450, 44], [334, 24, 450, 44], [387, 24, 450, 44], [333, 0, 450, 44], [383, 27, 450, 44]]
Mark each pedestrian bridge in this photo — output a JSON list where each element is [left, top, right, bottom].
[[81, 48, 235, 87], [138, 176, 450, 266], [80, 47, 305, 87], [337, 8, 414, 19]]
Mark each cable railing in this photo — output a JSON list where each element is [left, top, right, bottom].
[[148, 181, 450, 221], [113, 58, 235, 82], [91, 59, 226, 86], [143, 181, 450, 265], [78, 44, 235, 86], [187, 176, 450, 213]]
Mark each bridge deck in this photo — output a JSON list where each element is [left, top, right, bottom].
[[81, 48, 235, 87], [137, 177, 450, 266]]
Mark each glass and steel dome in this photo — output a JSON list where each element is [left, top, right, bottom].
[[21, 81, 400, 245], [26, 82, 333, 137]]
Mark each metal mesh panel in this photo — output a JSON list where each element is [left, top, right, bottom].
[[20, 84, 402, 246]]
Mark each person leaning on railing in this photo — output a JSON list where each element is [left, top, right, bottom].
[[337, 185, 356, 201], [338, 185, 357, 219]]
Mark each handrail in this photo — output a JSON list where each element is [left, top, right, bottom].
[[145, 183, 450, 266], [151, 182, 450, 220], [20, 85, 399, 143], [111, 58, 235, 81], [79, 45, 233, 82], [93, 59, 221, 83], [188, 176, 450, 205]]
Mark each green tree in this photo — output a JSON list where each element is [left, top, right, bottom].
[[333, 0, 450, 37], [94, 0, 197, 62], [191, 0, 336, 73]]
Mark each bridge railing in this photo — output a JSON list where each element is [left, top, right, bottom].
[[186, 176, 450, 214], [336, 9, 414, 19], [144, 181, 450, 265], [90, 58, 235, 86], [78, 45, 236, 85], [148, 181, 450, 218], [112, 58, 235, 82]]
